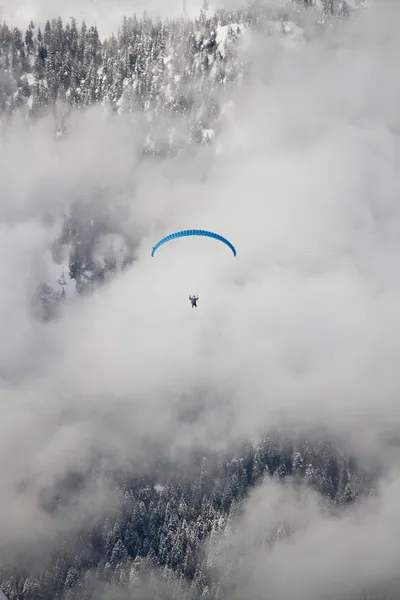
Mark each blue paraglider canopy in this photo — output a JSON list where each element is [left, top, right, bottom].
[[151, 229, 237, 257]]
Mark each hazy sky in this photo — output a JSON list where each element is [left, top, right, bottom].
[[1, 0, 400, 595]]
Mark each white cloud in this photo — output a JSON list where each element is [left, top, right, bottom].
[[210, 475, 400, 600]]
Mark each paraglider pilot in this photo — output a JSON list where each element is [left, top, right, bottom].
[[189, 295, 199, 308]]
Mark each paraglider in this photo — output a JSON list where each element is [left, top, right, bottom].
[[151, 229, 236, 257], [151, 229, 236, 307], [189, 295, 199, 307]]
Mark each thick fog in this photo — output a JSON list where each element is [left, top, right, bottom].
[[1, 0, 400, 595], [209, 475, 400, 600]]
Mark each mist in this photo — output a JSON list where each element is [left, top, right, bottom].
[[1, 0, 400, 595], [210, 474, 400, 600]]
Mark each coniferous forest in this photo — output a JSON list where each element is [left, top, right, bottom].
[[1, 1, 400, 599]]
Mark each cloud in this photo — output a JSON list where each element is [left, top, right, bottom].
[[1, 0, 400, 571], [209, 474, 400, 600]]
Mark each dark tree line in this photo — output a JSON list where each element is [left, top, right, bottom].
[[0, 434, 375, 600]]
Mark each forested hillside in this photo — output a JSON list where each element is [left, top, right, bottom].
[[0, 7, 246, 134], [1, 1, 398, 599], [0, 434, 375, 599]]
